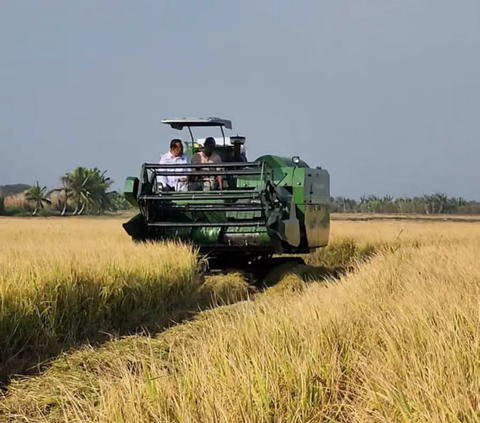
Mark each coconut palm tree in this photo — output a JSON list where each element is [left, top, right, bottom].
[[25, 182, 51, 216], [47, 175, 74, 216], [52, 167, 115, 215], [75, 168, 114, 215]]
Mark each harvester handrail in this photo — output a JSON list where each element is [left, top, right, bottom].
[[138, 191, 262, 201], [150, 169, 264, 177], [154, 205, 264, 212], [147, 221, 265, 228], [143, 161, 261, 169]]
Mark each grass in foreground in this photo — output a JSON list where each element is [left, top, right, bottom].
[[0, 217, 371, 385], [0, 218, 254, 385], [2, 219, 480, 422]]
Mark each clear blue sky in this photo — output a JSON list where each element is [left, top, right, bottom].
[[1, 0, 479, 199]]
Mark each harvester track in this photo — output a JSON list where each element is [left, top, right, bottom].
[[202, 255, 354, 287]]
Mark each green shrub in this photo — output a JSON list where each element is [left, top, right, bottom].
[[4, 206, 27, 216]]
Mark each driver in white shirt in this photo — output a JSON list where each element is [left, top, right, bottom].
[[157, 139, 191, 191]]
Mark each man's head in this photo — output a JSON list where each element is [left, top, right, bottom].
[[170, 139, 184, 157], [203, 137, 216, 157]]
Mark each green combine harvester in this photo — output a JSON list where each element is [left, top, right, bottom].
[[123, 117, 331, 279]]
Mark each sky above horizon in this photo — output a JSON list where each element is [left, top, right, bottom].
[[1, 0, 479, 199]]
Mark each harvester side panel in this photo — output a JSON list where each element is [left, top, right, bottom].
[[304, 169, 330, 248], [291, 167, 308, 251]]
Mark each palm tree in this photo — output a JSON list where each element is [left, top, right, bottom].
[[64, 167, 88, 215], [48, 175, 73, 216], [25, 182, 51, 216], [75, 168, 114, 215], [381, 195, 394, 213], [53, 167, 115, 215]]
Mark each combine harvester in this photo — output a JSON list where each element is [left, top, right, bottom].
[[123, 117, 331, 281]]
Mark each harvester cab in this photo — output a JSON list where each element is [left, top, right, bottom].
[[123, 117, 331, 277], [161, 117, 247, 164]]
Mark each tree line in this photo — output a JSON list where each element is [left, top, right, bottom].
[[0, 167, 133, 217], [1, 173, 479, 216], [330, 193, 480, 215]]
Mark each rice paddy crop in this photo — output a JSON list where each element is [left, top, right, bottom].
[[1, 216, 479, 422], [0, 217, 208, 384]]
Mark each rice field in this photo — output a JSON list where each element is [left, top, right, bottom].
[[1, 216, 480, 422]]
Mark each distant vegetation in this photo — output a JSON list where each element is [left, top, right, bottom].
[[0, 167, 133, 217], [0, 184, 31, 197], [330, 193, 480, 215], [1, 173, 479, 216]]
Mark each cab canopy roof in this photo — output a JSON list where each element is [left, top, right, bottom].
[[161, 117, 232, 130]]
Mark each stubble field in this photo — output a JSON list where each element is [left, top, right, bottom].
[[0, 216, 479, 422]]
